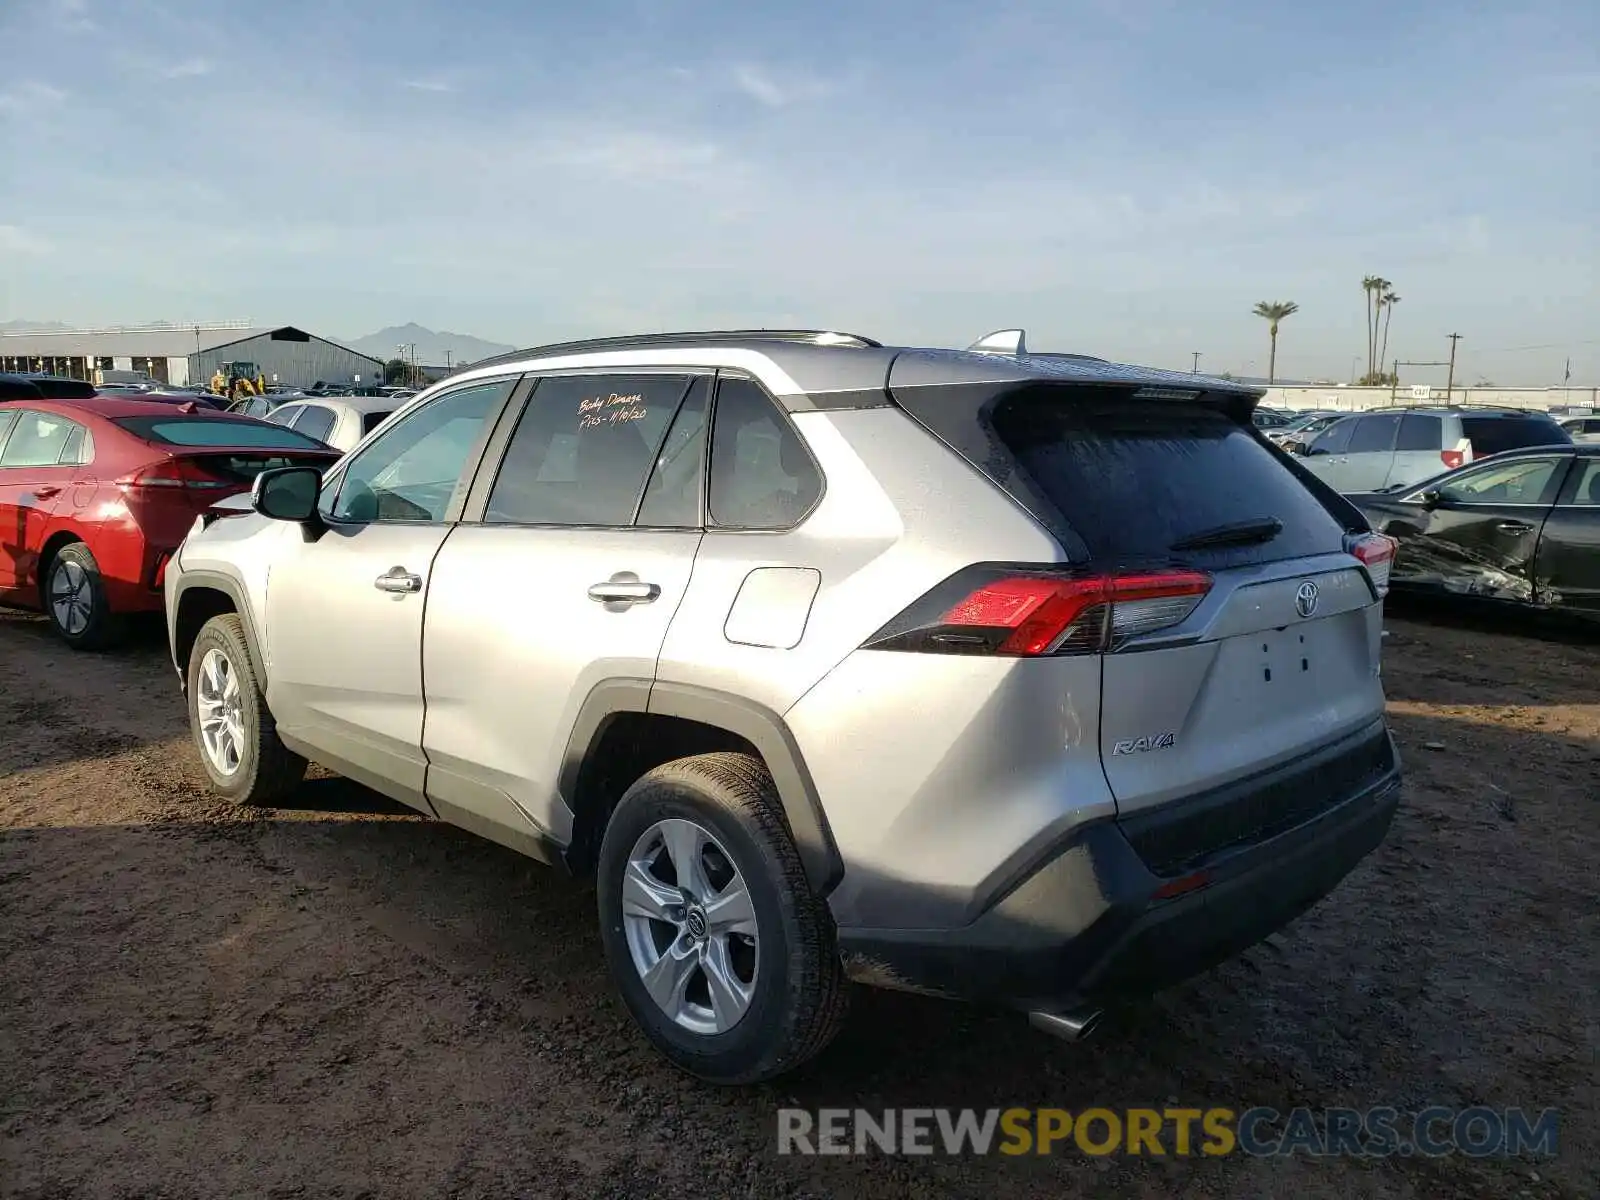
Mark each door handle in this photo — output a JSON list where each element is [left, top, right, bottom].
[[31, 485, 62, 500], [374, 566, 423, 594], [588, 577, 661, 605], [1494, 520, 1534, 534]]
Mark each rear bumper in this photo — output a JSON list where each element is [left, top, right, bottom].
[[836, 721, 1401, 1010]]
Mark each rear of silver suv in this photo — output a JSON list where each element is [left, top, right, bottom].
[[166, 330, 1402, 1083]]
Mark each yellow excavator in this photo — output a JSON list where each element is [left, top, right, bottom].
[[209, 360, 267, 402]]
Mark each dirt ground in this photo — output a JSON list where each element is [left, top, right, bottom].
[[1, 604, 1596, 1199]]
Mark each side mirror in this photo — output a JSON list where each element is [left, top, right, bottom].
[[1418, 489, 1444, 510], [1290, 441, 1310, 456], [253, 465, 323, 523]]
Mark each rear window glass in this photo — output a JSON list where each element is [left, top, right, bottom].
[[114, 416, 328, 449], [1461, 415, 1571, 456], [987, 393, 1347, 567]]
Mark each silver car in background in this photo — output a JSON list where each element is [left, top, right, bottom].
[[261, 393, 397, 454]]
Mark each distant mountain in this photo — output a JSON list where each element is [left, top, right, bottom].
[[1, 319, 72, 332], [345, 324, 516, 367]]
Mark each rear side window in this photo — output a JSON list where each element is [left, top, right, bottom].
[[987, 394, 1347, 567], [114, 417, 328, 449], [707, 377, 822, 529], [361, 411, 393, 435], [1347, 413, 1400, 453], [1462, 415, 1571, 456], [1395, 413, 1442, 451], [0, 409, 18, 449], [293, 405, 338, 443]]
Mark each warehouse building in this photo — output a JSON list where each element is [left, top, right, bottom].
[[0, 322, 383, 390]]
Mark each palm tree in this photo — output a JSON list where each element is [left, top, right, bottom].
[[1252, 300, 1299, 384], [1377, 291, 1400, 380], [1362, 276, 1395, 380]]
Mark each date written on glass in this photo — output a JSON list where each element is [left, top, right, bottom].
[[578, 393, 648, 429]]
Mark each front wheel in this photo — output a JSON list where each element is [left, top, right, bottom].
[[186, 614, 306, 803], [596, 752, 847, 1084]]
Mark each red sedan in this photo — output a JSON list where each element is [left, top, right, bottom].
[[0, 397, 339, 649]]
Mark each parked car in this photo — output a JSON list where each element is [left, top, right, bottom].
[[0, 397, 339, 648], [225, 394, 297, 419], [1351, 446, 1600, 618], [0, 372, 99, 400], [1558, 416, 1600, 445], [1251, 407, 1294, 429], [1269, 410, 1341, 449], [165, 327, 1402, 1083], [262, 394, 396, 453], [1295, 406, 1572, 493]]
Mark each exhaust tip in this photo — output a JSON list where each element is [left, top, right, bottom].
[[1028, 1008, 1104, 1042]]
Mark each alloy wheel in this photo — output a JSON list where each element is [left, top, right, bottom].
[[49, 559, 92, 636], [621, 818, 760, 1035], [195, 648, 245, 777]]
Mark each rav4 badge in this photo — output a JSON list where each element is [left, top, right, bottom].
[[1112, 732, 1177, 755]]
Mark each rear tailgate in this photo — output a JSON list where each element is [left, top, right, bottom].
[[893, 382, 1388, 818]]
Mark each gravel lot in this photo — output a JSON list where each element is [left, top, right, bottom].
[[1, 604, 1595, 1199]]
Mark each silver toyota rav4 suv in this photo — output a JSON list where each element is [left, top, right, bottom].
[[165, 328, 1403, 1083]]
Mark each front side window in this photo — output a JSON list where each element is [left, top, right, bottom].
[[329, 379, 508, 523], [1308, 417, 1356, 456], [1435, 457, 1562, 506], [483, 374, 689, 526], [0, 411, 82, 467], [707, 377, 822, 529]]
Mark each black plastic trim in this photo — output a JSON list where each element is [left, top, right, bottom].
[[168, 569, 268, 690]]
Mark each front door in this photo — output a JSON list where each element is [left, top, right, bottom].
[[263, 377, 517, 809], [0, 409, 82, 595], [422, 371, 708, 845], [1403, 455, 1568, 603]]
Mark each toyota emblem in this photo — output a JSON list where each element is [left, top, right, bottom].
[[1295, 580, 1320, 618]]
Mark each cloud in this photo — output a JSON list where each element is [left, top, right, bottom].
[[46, 0, 96, 33], [160, 57, 214, 79], [0, 225, 53, 256], [0, 81, 67, 117], [731, 64, 835, 108], [403, 79, 454, 93]]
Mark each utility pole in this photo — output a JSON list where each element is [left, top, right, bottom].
[[1191, 351, 1201, 374], [444, 349, 453, 372], [1445, 333, 1462, 401]]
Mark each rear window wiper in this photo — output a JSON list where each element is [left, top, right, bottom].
[[1169, 517, 1284, 552]]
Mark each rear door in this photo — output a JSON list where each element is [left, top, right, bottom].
[[1402, 454, 1568, 603], [1338, 413, 1402, 492], [960, 394, 1387, 816], [1533, 457, 1600, 614], [422, 372, 706, 846], [1384, 412, 1448, 488]]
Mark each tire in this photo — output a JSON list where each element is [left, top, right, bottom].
[[41, 541, 125, 651], [596, 752, 848, 1084], [186, 614, 306, 804]]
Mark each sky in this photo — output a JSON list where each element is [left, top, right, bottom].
[[0, 0, 1596, 385]]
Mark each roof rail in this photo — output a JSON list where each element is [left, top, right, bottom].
[[468, 328, 882, 370], [1368, 401, 1544, 412]]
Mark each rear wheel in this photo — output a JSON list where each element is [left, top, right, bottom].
[[42, 541, 124, 651], [596, 752, 847, 1084], [187, 614, 306, 803]]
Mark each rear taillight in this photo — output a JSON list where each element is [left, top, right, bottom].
[[117, 458, 232, 491], [863, 566, 1213, 656], [1440, 449, 1465, 469], [1346, 532, 1397, 598]]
